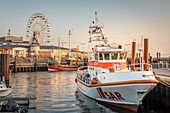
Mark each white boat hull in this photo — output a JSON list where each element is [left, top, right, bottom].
[[76, 79, 157, 111], [0, 87, 12, 97]]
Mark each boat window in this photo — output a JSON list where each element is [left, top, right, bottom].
[[104, 53, 110, 60], [111, 53, 118, 60], [95, 53, 98, 60], [124, 52, 127, 60], [99, 53, 103, 60], [119, 53, 124, 60]]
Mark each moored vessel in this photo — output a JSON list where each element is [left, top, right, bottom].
[[75, 12, 159, 112], [0, 81, 12, 97], [48, 65, 79, 71]]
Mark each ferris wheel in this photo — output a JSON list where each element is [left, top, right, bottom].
[[26, 13, 51, 45]]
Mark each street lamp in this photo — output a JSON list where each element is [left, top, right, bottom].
[[81, 43, 86, 60]]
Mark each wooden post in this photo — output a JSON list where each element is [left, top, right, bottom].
[[144, 38, 149, 70], [159, 52, 161, 58], [14, 56, 17, 72], [0, 54, 10, 86], [136, 53, 138, 64], [131, 41, 136, 71], [119, 45, 122, 49], [157, 52, 159, 63], [150, 56, 153, 63], [35, 55, 38, 71]]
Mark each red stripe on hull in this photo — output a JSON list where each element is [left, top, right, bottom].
[[48, 66, 78, 71], [103, 101, 139, 112]]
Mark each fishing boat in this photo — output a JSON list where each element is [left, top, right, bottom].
[[75, 12, 159, 112], [48, 65, 79, 71], [48, 58, 80, 71], [0, 81, 12, 97]]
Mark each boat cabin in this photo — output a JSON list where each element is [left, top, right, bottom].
[[88, 49, 128, 71]]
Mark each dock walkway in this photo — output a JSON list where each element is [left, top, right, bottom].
[[153, 68, 170, 85]]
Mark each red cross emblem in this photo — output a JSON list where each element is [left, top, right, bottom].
[[113, 64, 120, 71]]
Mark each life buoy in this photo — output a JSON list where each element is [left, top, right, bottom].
[[110, 67, 115, 73], [91, 78, 98, 84]]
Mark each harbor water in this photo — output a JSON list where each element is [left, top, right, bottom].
[[9, 71, 168, 113]]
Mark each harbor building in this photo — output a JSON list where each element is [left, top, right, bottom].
[[0, 35, 69, 58]]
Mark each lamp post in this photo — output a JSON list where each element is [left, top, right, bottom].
[[81, 43, 86, 60]]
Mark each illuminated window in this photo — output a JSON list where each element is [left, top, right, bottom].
[[119, 53, 124, 60], [95, 53, 98, 60], [124, 52, 127, 59], [99, 53, 103, 60], [111, 53, 118, 60], [104, 53, 110, 60]]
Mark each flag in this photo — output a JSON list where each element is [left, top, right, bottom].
[[88, 30, 91, 34], [92, 29, 96, 33], [142, 56, 145, 63], [95, 11, 97, 15]]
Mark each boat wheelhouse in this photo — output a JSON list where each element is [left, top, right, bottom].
[[88, 48, 128, 72]]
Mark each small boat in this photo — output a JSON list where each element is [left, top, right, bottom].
[[48, 65, 79, 71], [75, 12, 159, 112], [0, 81, 12, 97], [48, 58, 84, 71]]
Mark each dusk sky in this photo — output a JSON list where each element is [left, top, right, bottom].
[[0, 0, 170, 56]]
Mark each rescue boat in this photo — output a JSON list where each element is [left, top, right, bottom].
[[75, 12, 159, 112]]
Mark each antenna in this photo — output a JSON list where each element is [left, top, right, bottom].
[[7, 29, 11, 36], [95, 11, 98, 25]]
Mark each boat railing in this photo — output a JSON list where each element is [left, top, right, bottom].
[[127, 63, 152, 71], [77, 66, 91, 84], [104, 63, 153, 72]]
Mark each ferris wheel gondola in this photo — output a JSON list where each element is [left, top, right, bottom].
[[26, 13, 51, 45]]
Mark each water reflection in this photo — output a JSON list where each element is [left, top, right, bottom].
[[9, 71, 168, 113], [75, 90, 135, 113]]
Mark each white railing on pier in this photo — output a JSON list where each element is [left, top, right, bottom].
[[157, 61, 170, 70], [127, 63, 152, 71]]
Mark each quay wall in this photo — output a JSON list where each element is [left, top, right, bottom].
[[142, 83, 170, 111]]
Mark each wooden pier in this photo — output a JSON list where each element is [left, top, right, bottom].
[[10, 63, 48, 73], [0, 97, 36, 105]]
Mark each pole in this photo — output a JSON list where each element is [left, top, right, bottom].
[[88, 35, 91, 61], [81, 43, 86, 60], [144, 38, 149, 70], [14, 56, 17, 73], [131, 41, 136, 71], [58, 37, 61, 64], [0, 54, 10, 86], [68, 30, 72, 58]]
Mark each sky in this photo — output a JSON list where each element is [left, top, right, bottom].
[[0, 0, 170, 56]]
